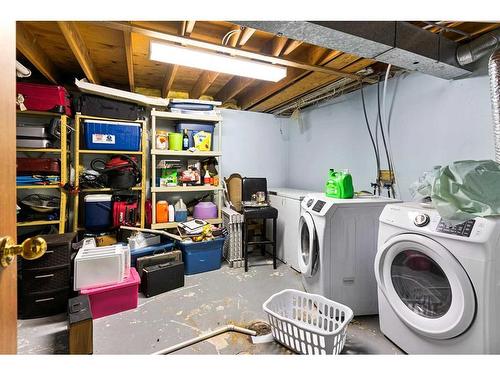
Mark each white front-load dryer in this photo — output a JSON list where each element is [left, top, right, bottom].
[[298, 193, 401, 315], [375, 202, 500, 354]]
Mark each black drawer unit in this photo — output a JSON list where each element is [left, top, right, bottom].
[[21, 232, 75, 270], [18, 232, 77, 319], [19, 266, 70, 294], [19, 288, 69, 320]]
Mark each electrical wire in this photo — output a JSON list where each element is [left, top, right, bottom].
[[382, 64, 397, 198], [377, 75, 394, 197], [222, 29, 240, 45], [360, 82, 381, 189], [387, 72, 404, 199]]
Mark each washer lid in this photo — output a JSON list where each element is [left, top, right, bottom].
[[375, 233, 476, 340], [298, 212, 318, 277]]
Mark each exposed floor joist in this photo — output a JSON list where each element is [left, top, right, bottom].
[[57, 21, 100, 84], [16, 23, 60, 84], [237, 46, 342, 110], [97, 22, 371, 83], [123, 30, 135, 92], [191, 24, 256, 99]]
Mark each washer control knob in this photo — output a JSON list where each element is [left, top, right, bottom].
[[414, 213, 430, 227], [307, 199, 314, 207]]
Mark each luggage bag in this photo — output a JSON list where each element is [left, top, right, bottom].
[[135, 250, 182, 278], [76, 94, 145, 121], [17, 82, 72, 116], [141, 261, 185, 297], [17, 158, 60, 175]]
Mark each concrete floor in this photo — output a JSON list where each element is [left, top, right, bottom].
[[18, 259, 402, 355]]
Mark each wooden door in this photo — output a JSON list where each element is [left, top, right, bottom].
[[0, 20, 17, 354]]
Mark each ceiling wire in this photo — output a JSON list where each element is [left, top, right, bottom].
[[222, 29, 241, 46]]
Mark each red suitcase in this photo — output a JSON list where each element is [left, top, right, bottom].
[[17, 83, 72, 116], [16, 158, 61, 175]]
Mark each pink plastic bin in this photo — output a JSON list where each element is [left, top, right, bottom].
[[80, 268, 140, 319]]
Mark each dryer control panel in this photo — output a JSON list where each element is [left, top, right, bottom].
[[436, 219, 475, 237], [312, 200, 326, 212]]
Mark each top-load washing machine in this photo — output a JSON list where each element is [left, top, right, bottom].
[[375, 202, 500, 354], [298, 192, 400, 315]]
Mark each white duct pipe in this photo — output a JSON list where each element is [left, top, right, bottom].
[[152, 325, 257, 355], [489, 49, 500, 163]]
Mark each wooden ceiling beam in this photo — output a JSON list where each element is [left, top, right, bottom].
[[190, 71, 219, 99], [97, 22, 369, 82], [16, 23, 60, 84], [271, 35, 288, 57], [236, 45, 331, 110], [215, 76, 254, 103], [162, 64, 178, 97], [185, 21, 196, 36], [256, 57, 375, 113], [57, 21, 100, 84], [123, 30, 135, 92], [282, 39, 303, 55], [455, 23, 500, 42], [238, 27, 256, 46], [191, 25, 255, 99]]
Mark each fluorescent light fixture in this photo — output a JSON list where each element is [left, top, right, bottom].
[[149, 41, 287, 82]]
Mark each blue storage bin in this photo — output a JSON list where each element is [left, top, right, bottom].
[[178, 237, 225, 275], [84, 194, 112, 230], [130, 242, 175, 267], [175, 122, 215, 149], [84, 119, 141, 151]]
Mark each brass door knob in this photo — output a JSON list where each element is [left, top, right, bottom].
[[0, 236, 47, 268]]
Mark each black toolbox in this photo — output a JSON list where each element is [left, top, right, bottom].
[[141, 261, 184, 298]]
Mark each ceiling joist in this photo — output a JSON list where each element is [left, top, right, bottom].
[[162, 64, 178, 98], [190, 71, 220, 99], [282, 39, 303, 55], [96, 22, 372, 83], [238, 27, 256, 46], [58, 21, 100, 84], [185, 21, 196, 36], [16, 23, 60, 84], [123, 30, 135, 92]]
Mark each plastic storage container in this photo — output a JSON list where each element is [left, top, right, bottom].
[[83, 120, 141, 151], [130, 242, 175, 267], [80, 267, 140, 319], [84, 194, 112, 230], [175, 122, 215, 149], [168, 132, 183, 151], [178, 237, 225, 275], [262, 289, 353, 355], [156, 201, 168, 223], [193, 202, 218, 219]]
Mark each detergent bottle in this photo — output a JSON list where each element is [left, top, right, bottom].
[[325, 169, 354, 199]]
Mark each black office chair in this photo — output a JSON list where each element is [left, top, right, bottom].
[[241, 177, 278, 272]]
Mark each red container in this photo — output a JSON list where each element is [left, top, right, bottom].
[[17, 82, 72, 116], [80, 268, 140, 319], [16, 157, 60, 175]]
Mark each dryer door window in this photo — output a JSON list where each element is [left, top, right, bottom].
[[374, 233, 475, 340], [298, 212, 318, 277], [391, 250, 452, 319]]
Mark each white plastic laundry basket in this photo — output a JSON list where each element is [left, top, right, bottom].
[[263, 289, 353, 355]]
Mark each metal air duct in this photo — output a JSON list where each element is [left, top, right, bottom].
[[489, 49, 500, 162], [456, 29, 500, 66]]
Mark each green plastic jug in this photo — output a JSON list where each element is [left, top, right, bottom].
[[325, 169, 354, 199]]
